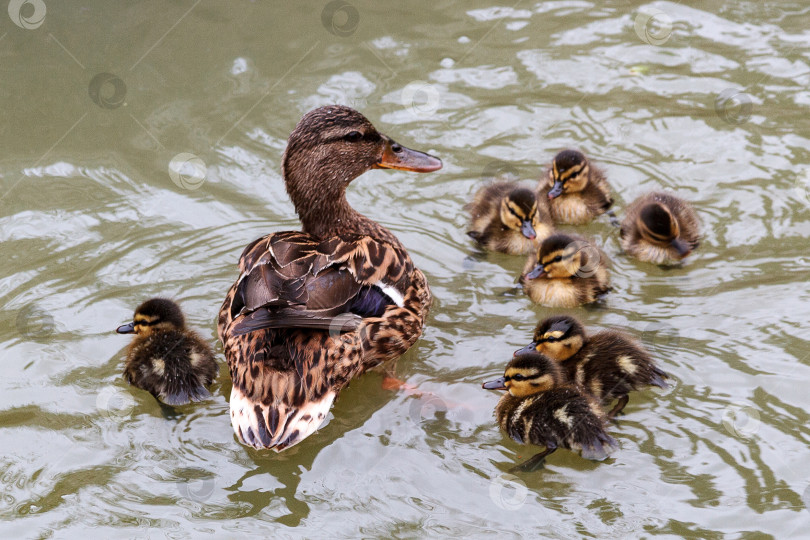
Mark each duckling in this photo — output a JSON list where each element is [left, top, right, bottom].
[[520, 233, 610, 307], [620, 192, 700, 264], [516, 315, 668, 418], [537, 149, 614, 225], [466, 182, 554, 255], [482, 352, 617, 471], [116, 298, 218, 406]]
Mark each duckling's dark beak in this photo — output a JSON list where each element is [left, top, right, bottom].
[[520, 220, 536, 240], [514, 342, 537, 356], [524, 263, 546, 280], [375, 138, 442, 173], [548, 181, 564, 199], [116, 322, 135, 334], [670, 237, 691, 257], [482, 376, 507, 390]]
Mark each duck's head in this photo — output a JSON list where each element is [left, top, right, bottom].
[[515, 315, 586, 361], [523, 233, 599, 280], [116, 298, 185, 337], [548, 149, 589, 199], [282, 105, 441, 214], [637, 202, 691, 257], [499, 187, 541, 240], [482, 352, 563, 398]]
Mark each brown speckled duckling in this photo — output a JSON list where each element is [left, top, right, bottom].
[[466, 182, 554, 255], [483, 352, 618, 471], [620, 192, 700, 264], [516, 315, 669, 418], [537, 149, 613, 225], [520, 233, 610, 308], [116, 298, 217, 406]]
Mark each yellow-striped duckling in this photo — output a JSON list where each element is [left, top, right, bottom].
[[520, 233, 610, 307], [537, 149, 614, 225], [483, 352, 618, 471], [516, 315, 668, 418], [116, 298, 218, 406], [620, 192, 700, 264], [466, 182, 554, 255]]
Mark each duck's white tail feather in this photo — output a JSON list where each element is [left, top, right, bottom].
[[229, 386, 335, 451]]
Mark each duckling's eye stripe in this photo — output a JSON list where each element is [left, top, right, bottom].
[[558, 164, 584, 180]]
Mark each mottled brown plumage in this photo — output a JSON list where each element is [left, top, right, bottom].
[[520, 233, 610, 307], [517, 315, 668, 418], [465, 182, 554, 255], [217, 105, 441, 451], [620, 191, 700, 265], [483, 352, 617, 471], [116, 298, 218, 406], [537, 149, 613, 225]]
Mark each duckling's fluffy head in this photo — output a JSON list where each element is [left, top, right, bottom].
[[531, 315, 586, 361], [548, 149, 590, 196], [638, 202, 679, 244], [131, 298, 185, 335], [527, 233, 602, 279], [499, 187, 540, 239], [503, 352, 564, 398]]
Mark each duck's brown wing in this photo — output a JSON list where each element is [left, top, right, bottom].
[[228, 230, 413, 336]]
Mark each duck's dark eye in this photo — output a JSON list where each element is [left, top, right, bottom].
[[511, 374, 525, 381], [552, 255, 562, 263], [345, 131, 362, 142]]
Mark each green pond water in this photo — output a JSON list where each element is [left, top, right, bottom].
[[2, 1, 810, 537]]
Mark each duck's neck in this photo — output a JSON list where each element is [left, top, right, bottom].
[[285, 169, 399, 245]]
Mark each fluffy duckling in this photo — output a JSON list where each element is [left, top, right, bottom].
[[517, 315, 669, 418], [483, 352, 618, 471], [620, 192, 700, 264], [466, 182, 554, 255], [537, 149, 614, 225], [520, 233, 610, 307], [116, 298, 218, 406]]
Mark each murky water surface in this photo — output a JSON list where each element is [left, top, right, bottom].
[[2, 1, 810, 537]]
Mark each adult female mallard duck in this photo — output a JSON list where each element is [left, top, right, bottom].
[[116, 298, 218, 405], [620, 192, 700, 264], [217, 106, 442, 451], [482, 352, 617, 471], [537, 149, 614, 225], [520, 233, 610, 307], [465, 182, 554, 255], [516, 315, 669, 418]]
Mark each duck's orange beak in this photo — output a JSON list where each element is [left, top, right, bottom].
[[376, 138, 442, 173]]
